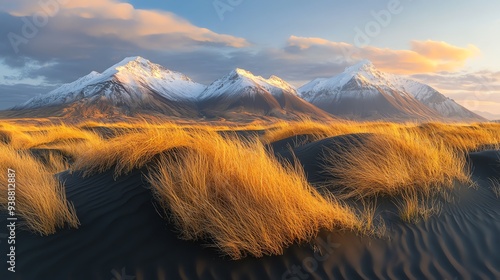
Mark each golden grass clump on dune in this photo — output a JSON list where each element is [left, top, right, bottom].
[[0, 121, 105, 169], [262, 118, 411, 143], [0, 122, 102, 150], [324, 130, 471, 221], [72, 124, 209, 176], [325, 130, 469, 198], [0, 144, 79, 235], [147, 133, 362, 259], [263, 119, 500, 154], [413, 122, 500, 152], [262, 118, 340, 143]]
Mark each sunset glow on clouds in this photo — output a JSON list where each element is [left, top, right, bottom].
[[287, 36, 480, 74], [5, 0, 249, 49]]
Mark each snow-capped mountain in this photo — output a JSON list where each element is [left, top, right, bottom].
[[391, 79, 485, 121], [17, 56, 205, 117], [9, 57, 483, 121], [299, 60, 484, 121], [198, 68, 299, 100], [198, 68, 331, 119]]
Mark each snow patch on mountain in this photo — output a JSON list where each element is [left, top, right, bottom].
[[198, 68, 299, 100]]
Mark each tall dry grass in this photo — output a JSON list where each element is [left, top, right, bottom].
[[325, 130, 469, 198], [262, 118, 410, 144], [0, 144, 79, 235], [146, 134, 362, 259], [0, 118, 498, 252], [263, 119, 500, 154], [412, 122, 500, 152], [72, 125, 206, 176], [10, 124, 101, 150], [263, 120, 499, 221], [323, 130, 470, 220]]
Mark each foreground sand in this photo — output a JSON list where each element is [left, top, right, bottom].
[[0, 119, 499, 279]]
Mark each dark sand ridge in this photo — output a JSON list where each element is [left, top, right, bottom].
[[2, 136, 499, 279], [269, 133, 375, 186]]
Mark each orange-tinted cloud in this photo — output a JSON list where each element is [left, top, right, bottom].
[[5, 0, 249, 49], [411, 40, 479, 61], [287, 36, 480, 74], [287, 36, 342, 50]]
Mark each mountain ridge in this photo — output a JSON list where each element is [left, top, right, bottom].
[[197, 68, 332, 119], [299, 60, 485, 121], [7, 57, 485, 122]]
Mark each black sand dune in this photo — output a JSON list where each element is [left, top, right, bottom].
[[2, 140, 500, 280], [468, 150, 500, 178], [79, 126, 145, 139], [266, 134, 318, 155], [216, 129, 266, 142], [4, 167, 341, 280], [271, 133, 375, 185], [28, 148, 74, 166]]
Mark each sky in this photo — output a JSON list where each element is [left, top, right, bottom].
[[0, 0, 499, 118]]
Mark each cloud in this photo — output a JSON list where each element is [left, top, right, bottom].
[[410, 40, 479, 61], [286, 36, 480, 74], [0, 83, 56, 110], [0, 0, 249, 85], [2, 0, 248, 55]]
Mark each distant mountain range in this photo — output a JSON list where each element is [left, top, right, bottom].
[[8, 56, 485, 122], [197, 68, 330, 119], [299, 60, 484, 121], [15, 57, 204, 118], [472, 110, 500, 121]]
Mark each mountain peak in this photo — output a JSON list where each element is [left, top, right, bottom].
[[232, 68, 257, 79], [344, 59, 376, 74], [94, 56, 200, 86], [100, 56, 152, 74], [104, 56, 163, 76], [299, 60, 484, 121], [116, 56, 150, 66], [268, 75, 285, 82], [230, 69, 294, 91], [19, 56, 206, 110], [199, 68, 300, 100]]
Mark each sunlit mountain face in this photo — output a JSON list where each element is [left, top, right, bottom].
[[7, 57, 484, 122], [300, 60, 485, 121]]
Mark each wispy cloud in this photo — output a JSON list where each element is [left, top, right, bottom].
[[4, 0, 249, 51], [286, 36, 480, 74]]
